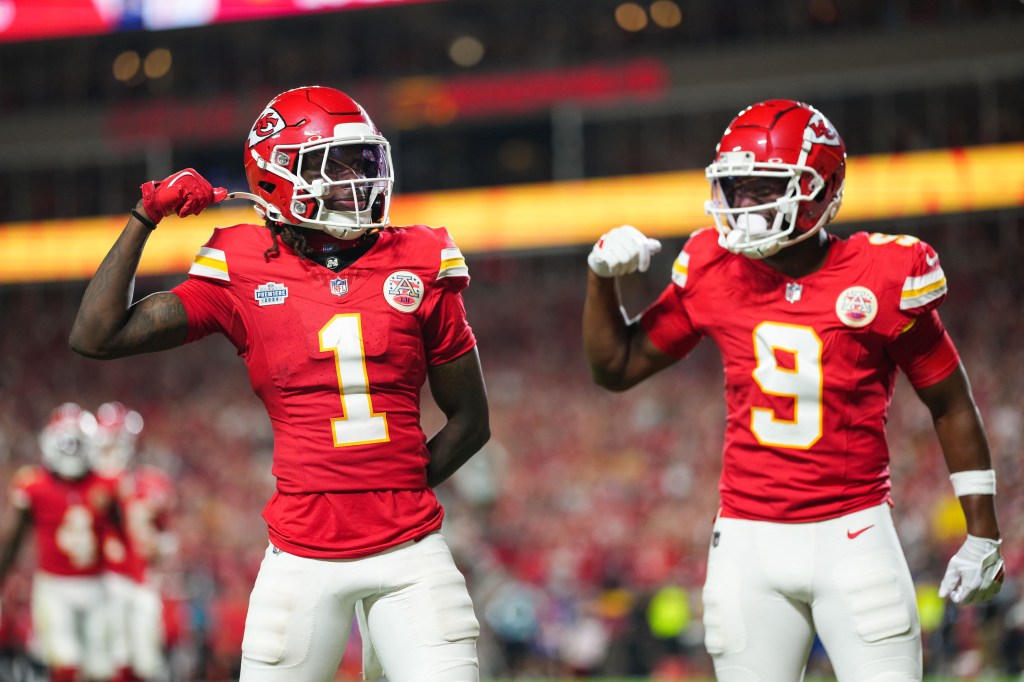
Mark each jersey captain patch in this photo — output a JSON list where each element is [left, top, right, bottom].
[[835, 285, 878, 328]]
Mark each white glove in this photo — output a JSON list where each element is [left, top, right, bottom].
[[587, 225, 662, 278], [939, 534, 1004, 604]]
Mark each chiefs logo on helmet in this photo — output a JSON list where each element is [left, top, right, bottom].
[[807, 113, 841, 146], [248, 107, 286, 148]]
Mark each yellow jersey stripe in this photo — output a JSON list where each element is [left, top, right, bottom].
[[900, 268, 946, 310], [438, 247, 469, 279], [188, 247, 229, 281]]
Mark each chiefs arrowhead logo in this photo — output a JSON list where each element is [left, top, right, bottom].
[[248, 106, 285, 148], [806, 112, 841, 146]]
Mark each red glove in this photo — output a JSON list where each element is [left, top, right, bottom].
[[140, 169, 226, 223]]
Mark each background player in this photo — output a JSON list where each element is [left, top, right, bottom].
[[582, 99, 1004, 680], [0, 403, 118, 682], [92, 401, 176, 682], [69, 85, 490, 681]]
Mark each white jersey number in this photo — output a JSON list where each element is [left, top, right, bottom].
[[319, 314, 390, 447], [750, 322, 823, 449], [56, 504, 98, 569]]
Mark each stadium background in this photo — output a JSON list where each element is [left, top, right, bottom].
[[0, 0, 1022, 679]]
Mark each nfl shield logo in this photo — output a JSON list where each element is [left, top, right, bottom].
[[785, 282, 803, 303], [330, 278, 349, 297]]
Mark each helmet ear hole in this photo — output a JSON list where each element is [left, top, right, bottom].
[[258, 180, 276, 193]]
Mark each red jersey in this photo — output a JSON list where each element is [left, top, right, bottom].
[[103, 465, 175, 582], [9, 466, 117, 576], [172, 223, 476, 558], [641, 229, 960, 522]]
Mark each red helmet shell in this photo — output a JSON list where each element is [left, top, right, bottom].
[[243, 86, 392, 236], [714, 99, 846, 232]]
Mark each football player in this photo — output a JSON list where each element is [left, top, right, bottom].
[[583, 99, 1004, 680], [0, 403, 119, 682], [92, 401, 175, 682], [69, 86, 490, 682]]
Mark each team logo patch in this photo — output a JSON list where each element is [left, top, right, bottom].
[[247, 106, 285, 148], [835, 286, 878, 327], [383, 271, 424, 312], [806, 111, 842, 147], [254, 282, 289, 306], [325, 256, 340, 270], [330, 277, 349, 297]]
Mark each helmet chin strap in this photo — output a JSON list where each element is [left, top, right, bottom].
[[223, 190, 379, 240], [224, 191, 273, 211]]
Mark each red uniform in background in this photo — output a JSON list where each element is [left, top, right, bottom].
[[94, 402, 176, 682], [0, 404, 118, 682]]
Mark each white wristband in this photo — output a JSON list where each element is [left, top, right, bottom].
[[949, 469, 996, 497]]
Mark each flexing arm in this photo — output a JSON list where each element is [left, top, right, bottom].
[[69, 204, 188, 358], [70, 170, 222, 358], [583, 270, 677, 391], [425, 348, 490, 488], [583, 226, 675, 390]]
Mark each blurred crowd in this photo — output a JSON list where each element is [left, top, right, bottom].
[[2, 0, 1016, 113], [0, 0, 1021, 223], [0, 213, 1021, 680]]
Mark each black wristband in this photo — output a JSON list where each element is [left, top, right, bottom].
[[130, 208, 157, 230]]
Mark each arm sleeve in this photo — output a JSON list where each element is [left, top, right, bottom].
[[887, 309, 961, 389]]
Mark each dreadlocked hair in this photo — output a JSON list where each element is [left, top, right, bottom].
[[263, 221, 313, 261]]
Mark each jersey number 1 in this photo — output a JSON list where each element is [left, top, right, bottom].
[[319, 314, 390, 447]]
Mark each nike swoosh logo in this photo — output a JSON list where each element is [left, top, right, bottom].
[[847, 525, 874, 539], [925, 253, 939, 267]]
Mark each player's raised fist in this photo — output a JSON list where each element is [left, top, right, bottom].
[[588, 225, 662, 278], [140, 168, 222, 223]]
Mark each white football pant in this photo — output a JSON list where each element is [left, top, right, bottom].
[[702, 502, 922, 681], [105, 572, 166, 679], [31, 571, 114, 680], [239, 532, 480, 682]]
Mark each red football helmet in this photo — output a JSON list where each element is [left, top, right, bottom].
[[243, 86, 393, 240], [704, 99, 846, 259], [39, 402, 97, 480], [91, 401, 144, 476]]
